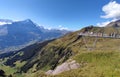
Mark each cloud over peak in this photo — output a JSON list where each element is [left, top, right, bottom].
[[0, 22, 12, 25], [97, 1, 120, 27], [97, 19, 117, 27], [101, 1, 120, 19], [58, 25, 68, 30]]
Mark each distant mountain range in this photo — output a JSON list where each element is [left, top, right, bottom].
[[0, 19, 70, 53]]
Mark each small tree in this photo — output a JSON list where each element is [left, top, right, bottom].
[[0, 69, 6, 77]]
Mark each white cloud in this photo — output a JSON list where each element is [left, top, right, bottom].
[[58, 25, 69, 30], [97, 1, 120, 27], [0, 22, 12, 25], [97, 19, 118, 27], [101, 1, 120, 19], [97, 21, 111, 27], [44, 26, 52, 30]]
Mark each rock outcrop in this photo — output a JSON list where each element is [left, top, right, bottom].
[[46, 60, 80, 75]]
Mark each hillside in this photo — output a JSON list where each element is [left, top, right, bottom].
[[34, 26, 120, 77]]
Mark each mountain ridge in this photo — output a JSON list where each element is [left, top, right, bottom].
[[0, 19, 70, 53]]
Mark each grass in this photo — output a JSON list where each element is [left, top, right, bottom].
[[0, 59, 26, 77], [0, 58, 17, 75], [40, 37, 120, 77], [38, 50, 120, 77], [49, 37, 120, 77], [0, 64, 16, 75], [14, 61, 26, 70], [54, 50, 120, 77]]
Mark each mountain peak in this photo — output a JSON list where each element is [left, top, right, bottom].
[[13, 19, 35, 25], [24, 19, 32, 22]]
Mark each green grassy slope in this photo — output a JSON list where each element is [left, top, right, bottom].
[[49, 27, 120, 77], [37, 26, 120, 77]]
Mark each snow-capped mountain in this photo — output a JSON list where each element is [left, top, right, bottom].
[[0, 19, 70, 53]]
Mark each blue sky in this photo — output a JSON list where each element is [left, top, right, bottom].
[[0, 0, 120, 30]]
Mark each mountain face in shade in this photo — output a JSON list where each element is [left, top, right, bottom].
[[106, 20, 120, 27], [0, 19, 70, 53]]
